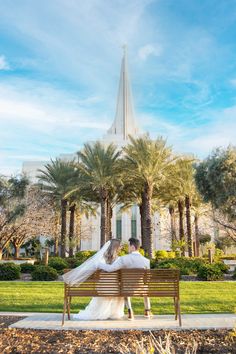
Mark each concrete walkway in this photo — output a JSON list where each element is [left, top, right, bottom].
[[1, 312, 235, 331]]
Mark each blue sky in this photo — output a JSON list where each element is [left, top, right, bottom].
[[0, 0, 236, 175]]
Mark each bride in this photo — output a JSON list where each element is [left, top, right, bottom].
[[63, 239, 124, 320]]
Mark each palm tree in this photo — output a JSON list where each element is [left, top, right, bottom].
[[38, 159, 78, 258], [78, 142, 121, 247], [122, 135, 174, 258], [173, 158, 197, 257], [65, 189, 96, 257], [157, 175, 180, 249]]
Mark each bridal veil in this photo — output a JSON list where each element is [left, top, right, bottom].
[[62, 241, 111, 286]]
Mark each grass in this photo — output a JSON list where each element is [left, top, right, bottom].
[[0, 281, 235, 314]]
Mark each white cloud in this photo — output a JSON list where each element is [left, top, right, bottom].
[[138, 105, 236, 159], [230, 79, 236, 87], [138, 44, 162, 61], [0, 80, 110, 133], [0, 78, 113, 175], [0, 55, 10, 70]]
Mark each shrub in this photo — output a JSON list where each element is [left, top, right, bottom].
[[220, 254, 236, 260], [119, 243, 129, 256], [167, 251, 176, 258], [214, 248, 225, 261], [20, 263, 36, 273], [197, 264, 224, 281], [31, 265, 58, 281], [139, 248, 145, 256], [152, 257, 207, 275], [0, 263, 20, 280], [75, 251, 96, 263], [48, 257, 68, 271], [155, 250, 169, 259], [66, 257, 81, 269], [213, 261, 229, 273], [233, 267, 236, 279]]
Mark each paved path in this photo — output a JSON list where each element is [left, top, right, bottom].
[[1, 312, 235, 331]]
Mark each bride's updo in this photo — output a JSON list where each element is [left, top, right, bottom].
[[104, 239, 121, 264]]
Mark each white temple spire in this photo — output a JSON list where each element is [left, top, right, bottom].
[[107, 46, 138, 140]]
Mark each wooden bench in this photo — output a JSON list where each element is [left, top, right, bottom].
[[62, 268, 181, 326]]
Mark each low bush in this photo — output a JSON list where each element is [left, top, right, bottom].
[[152, 257, 207, 275], [139, 248, 145, 256], [155, 250, 169, 259], [214, 248, 225, 261], [48, 257, 68, 271], [233, 267, 236, 279], [197, 263, 224, 281], [75, 251, 96, 263], [20, 263, 36, 273], [0, 263, 21, 280], [119, 243, 128, 256], [31, 266, 58, 281], [213, 261, 229, 273], [220, 254, 236, 260], [66, 257, 81, 269], [167, 251, 176, 258]]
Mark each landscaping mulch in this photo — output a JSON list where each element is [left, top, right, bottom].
[[0, 316, 235, 353]]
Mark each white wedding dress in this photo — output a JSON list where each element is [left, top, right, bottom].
[[63, 241, 124, 320]]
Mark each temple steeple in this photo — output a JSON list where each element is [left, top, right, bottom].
[[107, 46, 139, 140]]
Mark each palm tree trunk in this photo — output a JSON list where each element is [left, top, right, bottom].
[[76, 213, 82, 252], [0, 248, 2, 260], [139, 202, 146, 250], [194, 213, 200, 257], [185, 195, 193, 257], [69, 204, 76, 257], [169, 205, 177, 247], [106, 200, 113, 241], [108, 202, 113, 240], [178, 199, 185, 256], [53, 214, 59, 256], [143, 183, 153, 258], [60, 199, 67, 258], [100, 188, 108, 247]]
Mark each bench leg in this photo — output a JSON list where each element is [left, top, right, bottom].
[[62, 297, 67, 326], [177, 298, 182, 327], [66, 296, 71, 320], [68, 296, 72, 320], [173, 297, 177, 320]]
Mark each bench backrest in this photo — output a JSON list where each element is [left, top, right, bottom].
[[65, 269, 180, 298]]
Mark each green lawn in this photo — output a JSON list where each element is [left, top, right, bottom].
[[0, 281, 235, 314]]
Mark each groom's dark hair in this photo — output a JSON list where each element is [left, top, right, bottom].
[[129, 238, 140, 250]]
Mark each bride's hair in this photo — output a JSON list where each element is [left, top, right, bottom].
[[104, 239, 121, 264]]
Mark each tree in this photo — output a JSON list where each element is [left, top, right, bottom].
[[2, 185, 56, 259], [38, 159, 79, 257], [195, 146, 236, 241], [173, 158, 199, 257], [0, 175, 29, 259], [122, 135, 174, 258], [78, 142, 121, 247]]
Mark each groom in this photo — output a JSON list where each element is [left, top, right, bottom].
[[98, 237, 152, 320]]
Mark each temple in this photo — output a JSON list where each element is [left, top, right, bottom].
[[103, 45, 139, 146], [22, 48, 165, 251]]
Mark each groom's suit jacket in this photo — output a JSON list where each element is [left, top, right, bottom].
[[99, 251, 150, 272]]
